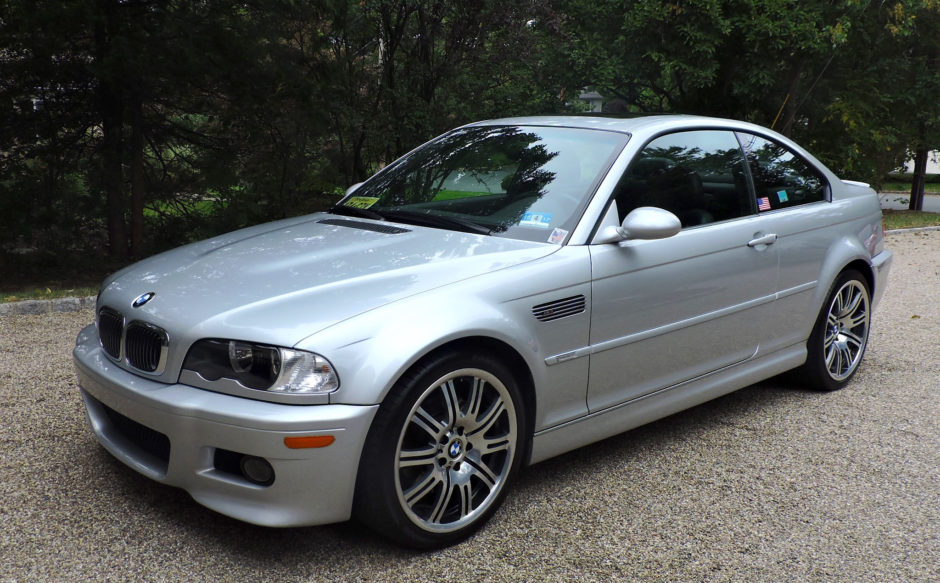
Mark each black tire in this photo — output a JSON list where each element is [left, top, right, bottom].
[[354, 350, 525, 549], [799, 269, 871, 391]]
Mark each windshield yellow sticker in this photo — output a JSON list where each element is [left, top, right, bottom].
[[345, 196, 380, 209]]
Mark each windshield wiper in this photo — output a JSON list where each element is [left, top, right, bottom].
[[379, 210, 491, 235], [329, 205, 490, 235], [328, 204, 385, 221]]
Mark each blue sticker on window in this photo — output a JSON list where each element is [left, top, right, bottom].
[[520, 212, 553, 228], [777, 190, 789, 203]]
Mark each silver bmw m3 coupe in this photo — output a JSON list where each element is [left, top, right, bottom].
[[74, 115, 892, 548]]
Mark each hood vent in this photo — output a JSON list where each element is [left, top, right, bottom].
[[532, 295, 586, 322], [317, 218, 409, 234]]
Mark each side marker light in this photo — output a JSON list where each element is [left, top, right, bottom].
[[284, 435, 335, 449]]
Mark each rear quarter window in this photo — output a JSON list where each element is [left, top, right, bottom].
[[738, 133, 829, 211]]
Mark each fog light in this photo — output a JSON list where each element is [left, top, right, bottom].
[[239, 455, 275, 486]]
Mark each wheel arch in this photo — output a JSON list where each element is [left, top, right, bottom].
[[813, 236, 876, 311], [842, 258, 875, 295]]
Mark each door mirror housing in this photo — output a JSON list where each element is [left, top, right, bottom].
[[595, 207, 682, 244]]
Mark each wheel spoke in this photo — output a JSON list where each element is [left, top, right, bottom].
[[440, 380, 460, 429], [456, 482, 473, 518], [468, 400, 506, 437], [834, 346, 845, 375], [428, 474, 454, 523], [464, 456, 499, 489], [413, 406, 447, 441], [404, 468, 444, 506], [847, 311, 868, 330], [837, 346, 853, 374], [826, 343, 841, 374], [475, 433, 511, 456], [842, 330, 864, 351], [398, 444, 439, 469], [834, 289, 848, 315], [842, 290, 863, 318], [464, 377, 485, 421]]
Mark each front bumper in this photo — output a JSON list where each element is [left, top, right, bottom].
[[73, 324, 378, 527]]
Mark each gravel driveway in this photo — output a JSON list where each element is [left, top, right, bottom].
[[2, 231, 937, 582]]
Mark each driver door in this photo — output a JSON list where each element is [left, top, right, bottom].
[[587, 130, 779, 411]]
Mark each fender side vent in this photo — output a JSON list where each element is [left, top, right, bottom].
[[532, 295, 586, 322], [318, 219, 409, 234]]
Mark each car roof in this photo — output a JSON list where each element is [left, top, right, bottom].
[[466, 114, 778, 139]]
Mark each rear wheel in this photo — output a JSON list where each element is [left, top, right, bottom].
[[355, 350, 524, 548], [799, 270, 871, 391]]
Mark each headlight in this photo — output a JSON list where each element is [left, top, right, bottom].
[[182, 339, 339, 395]]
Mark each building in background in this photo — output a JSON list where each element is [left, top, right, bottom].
[[902, 152, 940, 175]]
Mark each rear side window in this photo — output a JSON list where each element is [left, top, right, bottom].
[[612, 130, 753, 227], [738, 133, 828, 211]]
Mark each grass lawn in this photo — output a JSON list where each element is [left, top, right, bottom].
[[882, 209, 940, 231]]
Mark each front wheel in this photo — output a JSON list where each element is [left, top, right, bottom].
[[799, 270, 871, 391], [354, 351, 525, 548]]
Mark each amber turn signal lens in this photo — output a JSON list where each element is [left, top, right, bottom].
[[284, 435, 335, 449]]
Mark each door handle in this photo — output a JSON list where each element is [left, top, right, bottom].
[[747, 233, 777, 247]]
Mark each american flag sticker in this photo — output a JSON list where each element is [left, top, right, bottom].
[[757, 197, 771, 211]]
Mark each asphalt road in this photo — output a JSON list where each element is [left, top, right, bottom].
[[1, 231, 937, 582], [880, 192, 940, 213]]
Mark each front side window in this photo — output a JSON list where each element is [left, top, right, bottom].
[[738, 133, 828, 211], [613, 130, 752, 227], [336, 126, 628, 243]]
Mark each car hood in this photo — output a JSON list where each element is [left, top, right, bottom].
[[99, 213, 556, 346]]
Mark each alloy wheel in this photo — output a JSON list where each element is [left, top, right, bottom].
[[824, 279, 870, 381], [394, 368, 518, 533]]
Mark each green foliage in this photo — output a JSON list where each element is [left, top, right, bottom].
[[557, 0, 940, 184]]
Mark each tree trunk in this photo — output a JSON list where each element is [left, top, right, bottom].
[[96, 0, 127, 259], [909, 146, 928, 211], [129, 92, 145, 257]]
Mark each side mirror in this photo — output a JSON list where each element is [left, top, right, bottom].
[[595, 206, 682, 244], [345, 182, 364, 196]]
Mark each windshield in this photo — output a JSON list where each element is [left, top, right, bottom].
[[334, 125, 628, 243]]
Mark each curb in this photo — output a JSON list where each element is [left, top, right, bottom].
[[0, 295, 97, 317], [885, 226, 940, 235]]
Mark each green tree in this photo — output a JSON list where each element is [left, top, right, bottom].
[[2, 1, 340, 262], [555, 0, 940, 187]]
